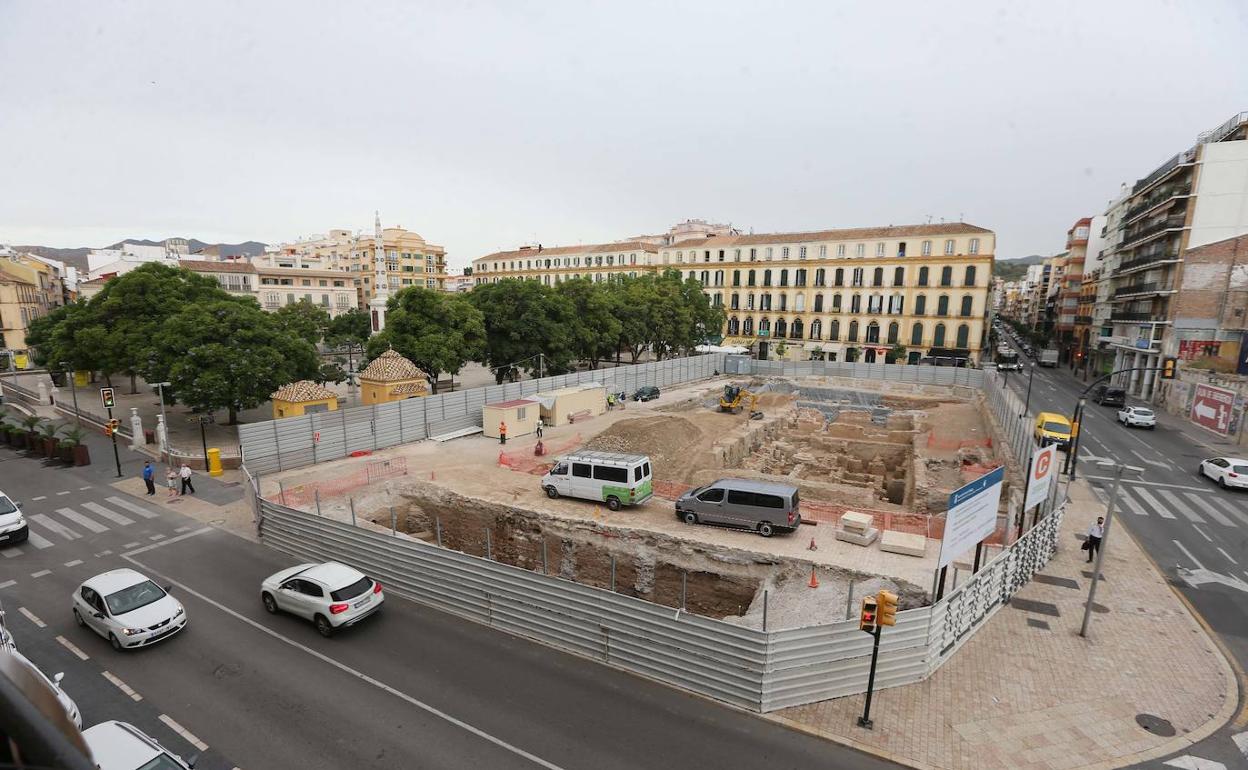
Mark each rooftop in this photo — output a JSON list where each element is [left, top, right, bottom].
[[271, 380, 339, 402], [359, 349, 422, 382]]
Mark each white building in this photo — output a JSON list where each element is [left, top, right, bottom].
[[85, 239, 189, 280]]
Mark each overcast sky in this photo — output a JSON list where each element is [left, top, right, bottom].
[[2, 1, 1247, 268]]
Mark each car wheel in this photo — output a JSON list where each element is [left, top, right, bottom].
[[1220, 477, 1229, 490], [1198, 464, 1205, 477], [314, 614, 334, 638], [606, 496, 621, 512], [758, 522, 774, 538], [72, 609, 84, 627], [545, 486, 559, 499], [682, 511, 698, 525], [262, 592, 278, 614], [109, 634, 123, 651]]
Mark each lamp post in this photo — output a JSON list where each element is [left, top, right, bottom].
[[153, 381, 171, 467], [1020, 364, 1035, 419], [1080, 461, 1143, 638], [60, 362, 80, 427]]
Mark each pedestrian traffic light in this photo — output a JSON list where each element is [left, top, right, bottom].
[[99, 387, 115, 410], [1161, 357, 1177, 380], [859, 596, 878, 633], [876, 590, 899, 627]]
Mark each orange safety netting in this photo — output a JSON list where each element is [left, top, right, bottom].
[[498, 433, 584, 475], [277, 457, 408, 507]]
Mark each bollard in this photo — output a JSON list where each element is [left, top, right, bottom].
[[763, 589, 769, 632], [390, 506, 396, 536], [610, 555, 616, 592], [278, 480, 286, 506], [681, 571, 687, 611], [314, 489, 322, 517], [952, 567, 959, 591], [435, 518, 442, 548], [485, 527, 492, 560], [844, 579, 855, 620], [349, 498, 356, 527], [542, 539, 548, 575]]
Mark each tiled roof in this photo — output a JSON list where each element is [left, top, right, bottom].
[[271, 380, 338, 402], [666, 222, 992, 250], [360, 349, 422, 382], [477, 240, 658, 262], [178, 259, 257, 273]]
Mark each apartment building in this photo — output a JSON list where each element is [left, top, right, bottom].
[[473, 222, 996, 364], [179, 260, 258, 300], [255, 265, 357, 316], [0, 255, 57, 355]]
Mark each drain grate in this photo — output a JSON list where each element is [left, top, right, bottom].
[[1134, 713, 1176, 737]]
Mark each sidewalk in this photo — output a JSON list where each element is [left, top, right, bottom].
[[768, 479, 1237, 770]]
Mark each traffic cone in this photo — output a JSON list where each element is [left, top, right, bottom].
[[808, 565, 819, 588], [807, 536, 817, 551]]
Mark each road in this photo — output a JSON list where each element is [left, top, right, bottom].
[[0, 437, 900, 769], [995, 334, 1248, 769]]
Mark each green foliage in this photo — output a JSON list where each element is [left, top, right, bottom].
[[315, 361, 348, 385], [274, 300, 331, 346], [469, 280, 576, 382], [326, 308, 372, 350], [611, 271, 724, 362], [20, 414, 42, 432], [556, 278, 621, 369], [59, 426, 88, 448], [366, 288, 486, 392], [37, 421, 62, 439]]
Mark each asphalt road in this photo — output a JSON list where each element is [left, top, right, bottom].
[[994, 335, 1248, 769], [0, 440, 901, 770]]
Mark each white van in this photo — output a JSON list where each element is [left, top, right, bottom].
[[542, 451, 653, 510]]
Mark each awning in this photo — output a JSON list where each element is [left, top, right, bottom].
[[721, 336, 758, 348]]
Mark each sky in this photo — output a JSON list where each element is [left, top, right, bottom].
[[2, 1, 1247, 269]]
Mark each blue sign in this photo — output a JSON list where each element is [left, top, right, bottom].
[[949, 466, 1005, 508], [940, 465, 1006, 568]]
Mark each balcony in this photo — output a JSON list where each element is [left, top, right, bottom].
[[1074, 315, 1093, 325], [1115, 248, 1181, 274], [1111, 281, 1174, 299], [1109, 311, 1167, 323], [1122, 184, 1191, 226], [1132, 148, 1196, 195], [1120, 215, 1187, 249]]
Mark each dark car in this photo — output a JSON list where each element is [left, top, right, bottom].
[[633, 386, 660, 402], [1092, 385, 1126, 407]]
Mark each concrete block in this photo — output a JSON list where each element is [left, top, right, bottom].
[[835, 526, 879, 546], [880, 530, 927, 557], [840, 511, 874, 533]]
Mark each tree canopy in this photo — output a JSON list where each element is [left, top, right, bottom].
[[365, 288, 485, 393], [273, 299, 331, 346], [469, 279, 577, 383]]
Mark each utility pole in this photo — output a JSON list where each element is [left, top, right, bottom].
[[1081, 462, 1142, 637], [61, 362, 80, 427], [1020, 364, 1035, 419]]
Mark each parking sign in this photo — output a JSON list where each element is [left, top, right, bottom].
[[1024, 443, 1057, 512]]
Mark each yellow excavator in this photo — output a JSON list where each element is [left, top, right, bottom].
[[719, 384, 761, 416]]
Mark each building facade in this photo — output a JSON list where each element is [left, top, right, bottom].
[[473, 222, 996, 364]]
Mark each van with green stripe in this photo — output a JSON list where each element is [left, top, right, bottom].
[[542, 451, 652, 511]]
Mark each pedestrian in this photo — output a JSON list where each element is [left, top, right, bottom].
[[179, 463, 195, 496], [165, 468, 178, 498], [1084, 516, 1104, 563], [536, 418, 544, 438], [499, 421, 507, 446], [607, 393, 615, 411], [141, 461, 156, 496]]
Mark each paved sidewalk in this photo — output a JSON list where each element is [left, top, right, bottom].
[[769, 478, 1237, 770]]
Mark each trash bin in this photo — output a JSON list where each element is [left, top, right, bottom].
[[207, 447, 224, 477]]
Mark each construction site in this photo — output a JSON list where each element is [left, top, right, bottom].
[[260, 372, 1021, 631]]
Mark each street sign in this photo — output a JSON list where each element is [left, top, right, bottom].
[[938, 466, 1005, 568], [99, 387, 115, 410], [1191, 383, 1235, 436], [313, 431, 321, 444], [1024, 444, 1057, 512]]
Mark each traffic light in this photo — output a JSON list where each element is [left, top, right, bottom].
[[876, 590, 899, 627], [104, 418, 120, 436], [1161, 357, 1177, 380], [100, 387, 116, 410], [859, 596, 878, 633]]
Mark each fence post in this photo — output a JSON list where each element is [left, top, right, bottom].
[[541, 539, 548, 574], [610, 555, 616, 592], [844, 579, 855, 620], [485, 527, 493, 559], [763, 589, 769, 632], [390, 506, 396, 536], [681, 571, 687, 611], [272, 421, 284, 472], [349, 498, 356, 527], [314, 489, 321, 516], [278, 480, 286, 506], [436, 518, 442, 547]]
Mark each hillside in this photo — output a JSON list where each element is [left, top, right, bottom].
[[993, 254, 1044, 282], [14, 238, 268, 271]]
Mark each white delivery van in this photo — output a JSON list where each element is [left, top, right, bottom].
[[542, 451, 653, 510]]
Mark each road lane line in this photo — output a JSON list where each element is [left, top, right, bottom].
[[18, 607, 46, 628], [1157, 490, 1206, 524], [78, 486, 91, 491], [30, 570, 51, 578], [105, 496, 159, 519], [1218, 547, 1239, 565], [1183, 493, 1234, 527], [28, 513, 80, 541], [1192, 524, 1214, 542], [0, 580, 14, 589], [126, 555, 569, 770], [123, 541, 141, 549], [55, 491, 70, 496], [81, 502, 134, 526], [121, 527, 211, 556], [1084, 476, 1209, 492], [158, 715, 208, 752], [25, 530, 53, 549], [56, 636, 89, 661], [63, 559, 83, 567], [1132, 486, 1176, 519], [1173, 540, 1207, 570], [148, 534, 166, 541], [102, 671, 142, 701], [31, 495, 46, 501], [55, 507, 108, 534], [2, 547, 22, 558]]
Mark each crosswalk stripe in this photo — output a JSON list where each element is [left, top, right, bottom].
[[81, 502, 134, 526], [25, 530, 54, 549], [1131, 486, 1176, 519], [2, 547, 22, 558], [105, 496, 159, 520], [55, 507, 108, 534], [1115, 487, 1150, 516], [28, 513, 80, 541], [1203, 495, 1248, 527], [1182, 493, 1235, 527], [1156, 489, 1205, 523]]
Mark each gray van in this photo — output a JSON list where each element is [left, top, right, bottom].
[[675, 479, 801, 537]]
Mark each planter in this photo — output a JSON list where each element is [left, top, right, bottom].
[[25, 432, 39, 451], [72, 444, 91, 467], [41, 437, 58, 458], [59, 444, 74, 464], [4, 430, 16, 447]]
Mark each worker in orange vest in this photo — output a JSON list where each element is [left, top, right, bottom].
[[499, 420, 507, 445]]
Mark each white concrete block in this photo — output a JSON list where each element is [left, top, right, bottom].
[[880, 530, 927, 557], [841, 511, 874, 533], [834, 526, 879, 546]]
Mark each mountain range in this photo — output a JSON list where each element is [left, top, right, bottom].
[[994, 254, 1045, 281], [13, 239, 268, 272]]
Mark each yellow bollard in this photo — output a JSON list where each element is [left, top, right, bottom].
[[207, 447, 224, 477]]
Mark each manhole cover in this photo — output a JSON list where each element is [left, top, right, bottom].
[[1135, 713, 1175, 736]]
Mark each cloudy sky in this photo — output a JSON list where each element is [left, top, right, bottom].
[[2, 1, 1246, 268]]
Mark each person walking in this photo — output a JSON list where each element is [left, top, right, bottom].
[[1084, 516, 1104, 563], [499, 421, 507, 445], [165, 468, 178, 498], [536, 418, 544, 438], [179, 463, 195, 496], [141, 461, 156, 496]]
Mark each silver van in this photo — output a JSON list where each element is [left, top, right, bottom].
[[674, 479, 801, 537]]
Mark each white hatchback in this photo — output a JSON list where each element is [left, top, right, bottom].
[[83, 720, 196, 769], [1199, 457, 1248, 490], [1117, 406, 1157, 429], [10, 648, 82, 729], [72, 569, 187, 651], [260, 561, 384, 637]]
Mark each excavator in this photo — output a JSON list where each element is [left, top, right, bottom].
[[718, 384, 763, 418]]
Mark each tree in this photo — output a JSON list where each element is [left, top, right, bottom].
[[274, 300, 331, 346], [24, 301, 112, 376], [326, 308, 371, 350], [610, 271, 724, 362], [469, 280, 576, 383], [556, 278, 621, 369], [365, 288, 485, 393], [152, 300, 319, 424]]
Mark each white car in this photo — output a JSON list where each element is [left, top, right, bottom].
[[83, 720, 196, 769], [1117, 406, 1157, 429], [1198, 457, 1248, 490], [0, 488, 29, 547], [72, 569, 187, 651], [261, 561, 384, 637], [11, 648, 82, 728]]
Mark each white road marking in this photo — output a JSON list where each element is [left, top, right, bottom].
[[55, 491, 70, 496], [1204, 495, 1248, 527], [1086, 476, 1210, 493], [1132, 486, 1176, 519], [174, 525, 192, 533], [1218, 547, 1239, 565], [1232, 730, 1248, 757], [127, 554, 569, 770], [2, 547, 21, 558], [31, 495, 46, 501], [1116, 487, 1148, 516], [18, 607, 46, 628], [82, 501, 134, 526], [149, 534, 165, 541], [105, 496, 159, 519], [1129, 448, 1172, 470], [102, 671, 142, 701], [1178, 568, 1248, 594], [30, 570, 51, 578], [29, 513, 80, 540], [1157, 490, 1206, 524], [56, 636, 89, 661], [158, 714, 208, 752], [1183, 493, 1234, 527], [63, 559, 83, 567], [78, 486, 91, 491], [1163, 755, 1226, 769], [121, 527, 211, 556], [1192, 524, 1214, 543], [55, 507, 108, 534], [123, 541, 141, 549], [25, 529, 53, 549], [1173, 540, 1207, 570], [0, 580, 14, 589]]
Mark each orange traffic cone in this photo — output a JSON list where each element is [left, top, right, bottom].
[[807, 536, 817, 551], [808, 565, 819, 588]]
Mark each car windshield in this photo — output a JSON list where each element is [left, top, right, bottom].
[[105, 580, 167, 616], [1043, 422, 1071, 434], [330, 576, 372, 601], [137, 754, 188, 770], [0, 496, 17, 515]]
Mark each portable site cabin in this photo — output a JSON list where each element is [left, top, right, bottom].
[[534, 383, 606, 426], [482, 399, 538, 439]]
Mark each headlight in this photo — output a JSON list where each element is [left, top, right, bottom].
[[122, 627, 143, 636], [173, 606, 184, 618]]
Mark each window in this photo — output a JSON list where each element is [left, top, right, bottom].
[[763, 269, 772, 287], [915, 295, 927, 315], [834, 268, 844, 287], [830, 319, 840, 340], [749, 248, 757, 261], [743, 317, 754, 334], [782, 247, 790, 258], [814, 268, 825, 286], [933, 323, 946, 346], [944, 239, 955, 255], [732, 270, 741, 286], [761, 293, 771, 311], [887, 321, 899, 344], [759, 318, 770, 335], [775, 318, 787, 338], [836, 244, 846, 257], [593, 465, 629, 483], [956, 324, 970, 348], [851, 294, 862, 313], [703, 251, 711, 263], [832, 293, 842, 312], [765, 247, 773, 260], [731, 293, 740, 309], [810, 318, 822, 339], [893, 267, 904, 286], [779, 269, 789, 287], [852, 268, 864, 287], [748, 269, 757, 287], [897, 242, 906, 258], [937, 295, 949, 316], [960, 295, 973, 316], [814, 294, 824, 312], [868, 294, 883, 313], [747, 293, 755, 309], [795, 268, 807, 286], [819, 245, 827, 258], [799, 246, 806, 259], [734, 249, 741, 260], [866, 321, 880, 343], [778, 294, 787, 311], [911, 322, 923, 345], [872, 267, 884, 286], [940, 266, 952, 286], [697, 488, 725, 503], [875, 243, 885, 257], [856, 244, 865, 257], [969, 238, 980, 255], [964, 265, 977, 286], [573, 463, 592, 478], [848, 320, 859, 342], [889, 294, 904, 314], [918, 266, 929, 286], [728, 317, 740, 334]]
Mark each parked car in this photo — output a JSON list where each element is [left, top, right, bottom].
[[675, 478, 801, 537], [632, 386, 660, 402], [83, 720, 197, 770], [542, 451, 653, 510], [1092, 386, 1127, 407], [0, 489, 28, 547], [1117, 405, 1156, 428], [1198, 457, 1248, 490], [11, 648, 81, 728], [1038, 349, 1059, 367], [1034, 412, 1075, 449], [261, 561, 384, 637], [72, 569, 187, 651]]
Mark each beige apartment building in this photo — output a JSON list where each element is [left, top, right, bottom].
[[177, 259, 357, 316], [472, 222, 996, 364]]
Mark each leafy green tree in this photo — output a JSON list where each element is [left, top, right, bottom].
[[609, 271, 722, 362], [556, 278, 621, 369], [153, 299, 319, 424], [24, 301, 113, 376], [365, 288, 485, 393], [326, 308, 372, 350], [274, 300, 331, 346], [469, 279, 576, 383]]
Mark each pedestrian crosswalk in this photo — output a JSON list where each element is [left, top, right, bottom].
[[1, 497, 164, 558], [1092, 481, 1248, 527]]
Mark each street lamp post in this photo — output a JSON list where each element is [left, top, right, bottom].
[[60, 362, 80, 427], [153, 382, 171, 467], [1080, 461, 1143, 638], [1020, 364, 1035, 419]]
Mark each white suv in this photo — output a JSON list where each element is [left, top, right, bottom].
[[261, 562, 384, 637], [82, 720, 196, 769], [1117, 406, 1156, 429]]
